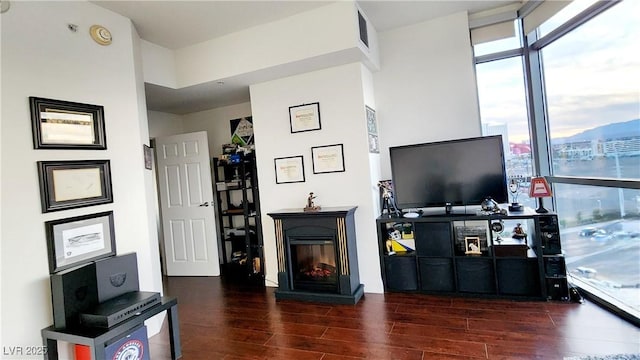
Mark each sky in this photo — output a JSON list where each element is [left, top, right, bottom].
[[476, 0, 639, 144]]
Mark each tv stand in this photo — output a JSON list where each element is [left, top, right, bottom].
[[376, 208, 568, 301]]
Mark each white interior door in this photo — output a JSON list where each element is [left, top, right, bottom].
[[155, 131, 220, 276]]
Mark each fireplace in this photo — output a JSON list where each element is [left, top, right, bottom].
[[290, 238, 338, 292], [268, 206, 364, 304]]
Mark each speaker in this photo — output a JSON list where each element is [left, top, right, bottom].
[[544, 256, 566, 277], [546, 277, 569, 301], [50, 262, 98, 329], [539, 216, 562, 255], [95, 253, 139, 302]]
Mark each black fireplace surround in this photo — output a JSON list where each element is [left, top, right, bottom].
[[268, 206, 364, 304]]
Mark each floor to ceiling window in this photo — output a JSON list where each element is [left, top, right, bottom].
[[475, 0, 639, 323]]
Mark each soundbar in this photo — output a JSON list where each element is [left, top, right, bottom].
[[80, 291, 161, 328]]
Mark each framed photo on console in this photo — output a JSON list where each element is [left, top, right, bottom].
[[45, 211, 116, 273], [29, 97, 106, 149], [37, 160, 113, 213]]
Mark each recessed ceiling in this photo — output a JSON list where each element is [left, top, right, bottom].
[[91, 0, 520, 114]]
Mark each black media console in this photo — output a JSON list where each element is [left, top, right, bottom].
[[377, 207, 568, 300]]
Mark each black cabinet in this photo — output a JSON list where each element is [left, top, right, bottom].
[[213, 154, 264, 283], [377, 209, 567, 300]]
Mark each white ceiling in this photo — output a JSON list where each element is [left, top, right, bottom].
[[91, 0, 518, 114]]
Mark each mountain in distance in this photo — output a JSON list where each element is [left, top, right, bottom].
[[552, 118, 640, 144]]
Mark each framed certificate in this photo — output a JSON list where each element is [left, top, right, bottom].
[[29, 97, 106, 149], [37, 160, 113, 212], [311, 144, 345, 174], [274, 155, 305, 184], [289, 102, 321, 133]]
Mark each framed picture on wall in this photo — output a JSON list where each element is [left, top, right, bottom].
[[29, 97, 106, 149], [289, 102, 321, 133], [45, 211, 116, 273], [37, 160, 113, 213], [274, 155, 305, 184], [311, 144, 345, 174]]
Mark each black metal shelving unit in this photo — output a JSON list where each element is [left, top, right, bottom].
[[212, 154, 264, 284]]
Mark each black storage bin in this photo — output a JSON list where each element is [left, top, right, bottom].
[[496, 259, 541, 296], [415, 223, 452, 257], [419, 257, 455, 292], [384, 256, 418, 291], [456, 257, 495, 294]]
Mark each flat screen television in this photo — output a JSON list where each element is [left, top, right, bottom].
[[389, 135, 508, 212]]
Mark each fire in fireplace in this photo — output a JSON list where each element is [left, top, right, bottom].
[[290, 240, 338, 292]]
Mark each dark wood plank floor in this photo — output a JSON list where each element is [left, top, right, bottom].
[[149, 276, 639, 359]]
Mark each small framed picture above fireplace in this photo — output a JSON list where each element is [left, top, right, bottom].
[[274, 155, 305, 184]]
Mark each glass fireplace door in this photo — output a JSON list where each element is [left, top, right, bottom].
[[289, 239, 339, 292]]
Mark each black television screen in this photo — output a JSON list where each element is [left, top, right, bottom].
[[389, 135, 508, 210]]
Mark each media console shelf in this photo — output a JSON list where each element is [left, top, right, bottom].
[[377, 208, 568, 300], [41, 297, 181, 360]]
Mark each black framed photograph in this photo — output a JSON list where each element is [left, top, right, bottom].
[[45, 211, 116, 273], [274, 155, 305, 184], [289, 102, 321, 133], [143, 144, 152, 170], [29, 97, 106, 149], [311, 144, 345, 174], [37, 160, 113, 213]]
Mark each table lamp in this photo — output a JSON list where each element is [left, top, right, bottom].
[[529, 176, 553, 213]]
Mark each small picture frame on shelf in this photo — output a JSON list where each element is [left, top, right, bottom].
[[464, 236, 482, 255], [29, 97, 106, 149]]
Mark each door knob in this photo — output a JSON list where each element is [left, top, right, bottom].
[[199, 202, 209, 207]]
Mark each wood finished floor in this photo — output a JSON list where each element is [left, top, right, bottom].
[[148, 276, 639, 359]]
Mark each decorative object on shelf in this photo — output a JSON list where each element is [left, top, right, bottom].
[[230, 116, 253, 146], [464, 236, 482, 255], [385, 228, 401, 255], [378, 180, 401, 217], [311, 143, 345, 174], [143, 144, 152, 170], [490, 219, 505, 243], [479, 197, 507, 215], [45, 211, 116, 273], [304, 192, 321, 212], [274, 155, 305, 184], [366, 106, 379, 154], [37, 159, 113, 212], [289, 102, 321, 133], [89, 24, 112, 45], [529, 176, 553, 213], [29, 97, 106, 149], [512, 223, 527, 239], [508, 176, 524, 211]]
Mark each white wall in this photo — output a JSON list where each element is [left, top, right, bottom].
[[148, 110, 185, 139], [1, 1, 162, 355], [250, 63, 383, 293], [182, 102, 252, 158], [175, 2, 361, 88], [374, 11, 482, 179]]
